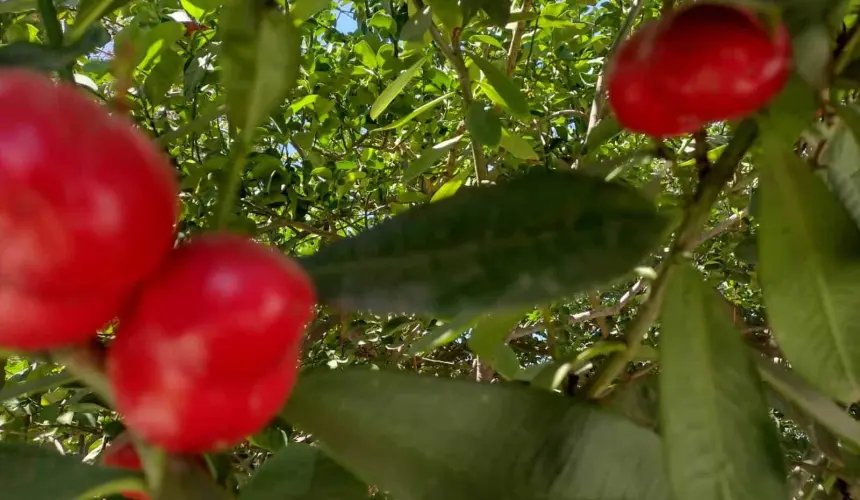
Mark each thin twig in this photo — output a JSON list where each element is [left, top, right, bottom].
[[583, 119, 758, 399]]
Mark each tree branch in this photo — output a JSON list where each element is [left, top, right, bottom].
[[583, 119, 758, 399], [506, 0, 532, 77]]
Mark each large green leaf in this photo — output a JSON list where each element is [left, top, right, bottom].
[[0, 443, 143, 500], [238, 444, 367, 500], [758, 129, 860, 402], [755, 355, 860, 452], [461, 0, 512, 26], [144, 48, 184, 106], [500, 128, 538, 160], [467, 52, 529, 117], [826, 104, 860, 229], [0, 372, 74, 402], [402, 134, 463, 182], [466, 308, 528, 378], [299, 170, 669, 316], [465, 101, 502, 147], [0, 25, 108, 72], [282, 369, 668, 500], [290, 0, 330, 24], [370, 56, 426, 120], [374, 92, 453, 131], [69, 0, 131, 42], [659, 264, 788, 500], [222, 0, 301, 137]]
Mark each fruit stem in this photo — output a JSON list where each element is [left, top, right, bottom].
[[584, 119, 759, 399], [37, 0, 74, 82]]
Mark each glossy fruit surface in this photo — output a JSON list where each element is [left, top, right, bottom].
[[0, 69, 179, 297], [107, 233, 315, 452], [607, 3, 791, 137], [0, 286, 122, 350]]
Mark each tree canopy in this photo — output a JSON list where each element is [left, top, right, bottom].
[[2, 0, 860, 499]]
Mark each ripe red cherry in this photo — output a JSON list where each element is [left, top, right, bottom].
[[107, 233, 315, 453], [0, 286, 123, 350], [607, 4, 791, 137], [0, 70, 178, 297]]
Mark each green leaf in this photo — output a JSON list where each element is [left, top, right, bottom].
[[374, 92, 453, 131], [792, 24, 831, 89], [659, 264, 788, 500], [465, 101, 501, 147], [467, 52, 529, 117], [0, 25, 108, 72], [430, 169, 470, 202], [585, 117, 621, 155], [69, 0, 130, 42], [290, 0, 329, 24], [470, 34, 504, 49], [407, 311, 477, 356], [370, 56, 426, 120], [461, 0, 512, 26], [222, 0, 301, 137], [239, 444, 367, 500], [825, 104, 860, 229], [0, 442, 143, 499], [467, 309, 528, 378], [758, 129, 860, 402], [400, 6, 433, 42], [144, 48, 184, 106], [299, 170, 668, 316], [0, 372, 75, 402], [425, 0, 462, 30], [755, 355, 860, 452], [402, 134, 463, 182], [282, 369, 668, 500], [500, 128, 538, 160]]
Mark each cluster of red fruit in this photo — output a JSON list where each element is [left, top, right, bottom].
[[0, 71, 316, 454], [607, 3, 792, 137]]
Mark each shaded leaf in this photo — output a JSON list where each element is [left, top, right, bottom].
[[402, 134, 463, 182], [461, 0, 512, 26], [0, 25, 108, 72], [467, 52, 529, 117], [69, 0, 131, 42], [430, 168, 470, 202], [758, 129, 860, 402], [144, 48, 184, 106], [465, 101, 501, 147], [222, 0, 301, 137], [500, 128, 538, 160], [0, 372, 75, 402], [0, 442, 142, 500], [282, 368, 668, 500], [299, 170, 668, 316], [239, 444, 367, 500], [407, 311, 476, 356], [374, 92, 453, 131], [467, 309, 528, 378], [602, 375, 660, 432], [585, 117, 621, 155], [825, 104, 860, 229], [291, 0, 330, 24], [659, 264, 788, 500], [400, 7, 432, 42], [370, 56, 426, 120], [755, 355, 860, 452]]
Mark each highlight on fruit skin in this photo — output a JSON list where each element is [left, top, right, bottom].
[[106, 233, 316, 453], [606, 2, 792, 137], [0, 69, 179, 351]]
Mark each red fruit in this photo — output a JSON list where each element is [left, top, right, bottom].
[[0, 70, 178, 297], [102, 433, 149, 500], [107, 234, 315, 453], [607, 4, 791, 137], [0, 286, 122, 350]]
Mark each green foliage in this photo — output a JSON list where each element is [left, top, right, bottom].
[[6, 0, 860, 498]]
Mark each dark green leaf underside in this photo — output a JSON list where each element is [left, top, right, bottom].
[[283, 368, 668, 500], [299, 170, 668, 316], [0, 443, 139, 500]]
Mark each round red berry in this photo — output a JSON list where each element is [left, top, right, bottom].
[[607, 4, 791, 137], [0, 70, 179, 297], [107, 234, 315, 453], [0, 286, 123, 350]]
